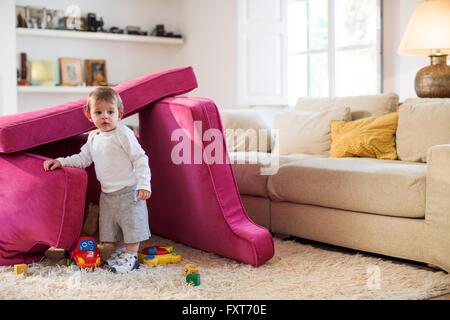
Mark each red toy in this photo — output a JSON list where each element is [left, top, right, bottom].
[[140, 245, 173, 256], [66, 236, 102, 269]]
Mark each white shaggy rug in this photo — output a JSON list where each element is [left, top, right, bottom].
[[1, 235, 450, 300]]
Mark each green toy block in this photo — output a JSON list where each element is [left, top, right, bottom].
[[186, 273, 201, 286]]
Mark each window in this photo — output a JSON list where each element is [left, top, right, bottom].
[[288, 0, 382, 104]]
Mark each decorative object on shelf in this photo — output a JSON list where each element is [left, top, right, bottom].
[[150, 24, 182, 39], [86, 13, 104, 32], [59, 57, 83, 86], [16, 5, 28, 28], [64, 16, 85, 31], [151, 24, 166, 37], [126, 26, 148, 36], [45, 9, 65, 30], [64, 5, 85, 31], [29, 60, 59, 86], [398, 0, 450, 98], [109, 26, 124, 34], [18, 52, 30, 86], [28, 6, 47, 29], [85, 59, 108, 86]]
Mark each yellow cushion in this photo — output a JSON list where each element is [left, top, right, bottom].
[[330, 112, 398, 160]]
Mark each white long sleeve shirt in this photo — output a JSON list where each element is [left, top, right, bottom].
[[57, 123, 151, 193]]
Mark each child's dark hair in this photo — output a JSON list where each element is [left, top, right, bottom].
[[84, 87, 124, 113]]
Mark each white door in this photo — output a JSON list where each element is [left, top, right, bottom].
[[238, 0, 288, 106]]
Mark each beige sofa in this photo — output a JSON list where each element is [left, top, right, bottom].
[[222, 95, 450, 273]]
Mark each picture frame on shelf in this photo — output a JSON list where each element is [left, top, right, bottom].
[[28, 6, 47, 29], [59, 58, 83, 86], [16, 5, 28, 28], [85, 59, 108, 86], [29, 60, 59, 86], [46, 9, 65, 30]]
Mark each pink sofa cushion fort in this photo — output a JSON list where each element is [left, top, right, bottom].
[[0, 67, 274, 267], [0, 153, 87, 265], [0, 66, 197, 153], [139, 97, 274, 267]]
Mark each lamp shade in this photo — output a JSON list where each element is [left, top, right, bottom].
[[398, 0, 450, 56]]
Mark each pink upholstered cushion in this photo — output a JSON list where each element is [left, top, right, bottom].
[[139, 97, 274, 267], [27, 134, 101, 205], [0, 153, 87, 265], [0, 66, 197, 153]]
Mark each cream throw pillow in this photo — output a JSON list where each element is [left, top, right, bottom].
[[295, 93, 399, 120], [396, 101, 450, 163], [273, 107, 351, 155], [220, 109, 273, 153]]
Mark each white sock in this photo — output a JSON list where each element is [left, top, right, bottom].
[[115, 245, 126, 252], [125, 249, 138, 256]]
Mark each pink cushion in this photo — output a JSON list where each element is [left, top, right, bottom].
[[0, 66, 197, 153], [27, 134, 101, 205], [0, 153, 87, 265], [139, 97, 274, 267]]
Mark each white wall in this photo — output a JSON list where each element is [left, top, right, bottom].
[[0, 0, 18, 115], [175, 0, 239, 109], [383, 0, 426, 101]]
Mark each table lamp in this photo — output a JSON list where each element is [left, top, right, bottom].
[[398, 0, 450, 98]]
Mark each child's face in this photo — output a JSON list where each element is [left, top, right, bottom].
[[87, 100, 123, 132]]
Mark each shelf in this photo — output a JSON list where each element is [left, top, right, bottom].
[[16, 28, 184, 45], [17, 86, 96, 93]]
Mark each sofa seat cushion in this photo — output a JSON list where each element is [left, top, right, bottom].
[[0, 67, 197, 153], [229, 152, 326, 197], [267, 157, 426, 218]]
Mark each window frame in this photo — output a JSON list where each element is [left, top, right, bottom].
[[288, 0, 383, 100]]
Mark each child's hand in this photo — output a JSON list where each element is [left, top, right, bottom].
[[137, 189, 151, 201], [43, 159, 62, 171]]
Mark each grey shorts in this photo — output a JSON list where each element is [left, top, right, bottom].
[[99, 185, 151, 244]]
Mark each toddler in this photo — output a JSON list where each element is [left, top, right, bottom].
[[44, 87, 151, 273]]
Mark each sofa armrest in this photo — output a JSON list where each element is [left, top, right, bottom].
[[425, 144, 450, 270], [426, 144, 450, 222]]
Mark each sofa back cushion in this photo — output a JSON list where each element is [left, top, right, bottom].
[[330, 112, 398, 160], [0, 67, 197, 153], [403, 98, 450, 105], [295, 93, 399, 120], [220, 109, 273, 153], [396, 100, 450, 162], [273, 107, 351, 155]]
